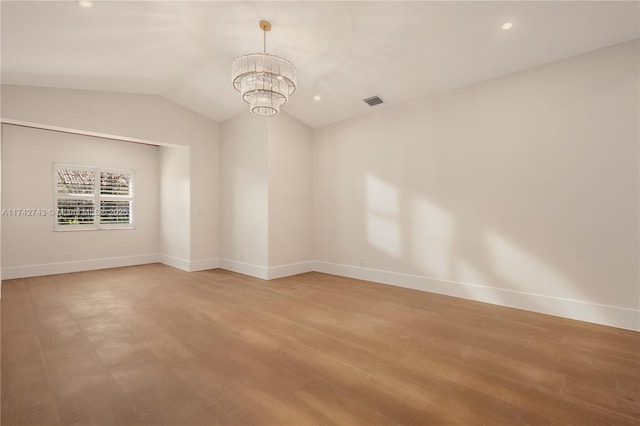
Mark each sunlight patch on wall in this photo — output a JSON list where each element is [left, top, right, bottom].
[[365, 174, 399, 216], [455, 259, 506, 304], [455, 259, 488, 288], [366, 175, 401, 257], [366, 216, 401, 257], [484, 231, 605, 321], [486, 231, 569, 295], [411, 198, 454, 279]]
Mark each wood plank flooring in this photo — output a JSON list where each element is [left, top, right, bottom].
[[2, 263, 639, 425]]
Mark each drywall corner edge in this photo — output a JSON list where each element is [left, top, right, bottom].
[[220, 258, 269, 280]]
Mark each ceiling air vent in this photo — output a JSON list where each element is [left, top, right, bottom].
[[363, 96, 384, 107]]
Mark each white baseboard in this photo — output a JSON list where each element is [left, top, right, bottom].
[[5, 254, 635, 331], [189, 258, 221, 271], [158, 255, 190, 272], [2, 255, 220, 278], [1, 254, 160, 280], [153, 255, 220, 272], [267, 261, 314, 279], [220, 258, 269, 279], [313, 261, 640, 332], [219, 259, 314, 280]]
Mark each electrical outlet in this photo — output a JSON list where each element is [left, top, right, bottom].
[[359, 257, 365, 266], [64, 253, 71, 261], [108, 249, 113, 257]]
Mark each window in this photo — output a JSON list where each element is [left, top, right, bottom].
[[54, 163, 134, 230]]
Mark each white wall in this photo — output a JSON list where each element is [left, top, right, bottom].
[[0, 85, 220, 271], [268, 113, 313, 270], [219, 112, 314, 279], [1, 124, 159, 277], [159, 146, 190, 269], [313, 40, 639, 330], [1, 42, 636, 331], [220, 113, 269, 276], [0, 85, 216, 148]]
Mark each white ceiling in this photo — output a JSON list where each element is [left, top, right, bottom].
[[2, 1, 638, 128]]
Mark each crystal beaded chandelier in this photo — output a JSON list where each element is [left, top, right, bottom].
[[231, 20, 297, 116]]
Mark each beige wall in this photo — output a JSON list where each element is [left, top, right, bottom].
[[313, 40, 639, 330], [219, 111, 313, 278], [220, 113, 269, 274], [0, 85, 220, 271], [268, 112, 313, 268], [1, 40, 637, 330], [159, 146, 190, 267], [1, 125, 159, 275]]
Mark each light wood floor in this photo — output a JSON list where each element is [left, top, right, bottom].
[[2, 264, 639, 425]]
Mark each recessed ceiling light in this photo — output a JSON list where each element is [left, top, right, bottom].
[[313, 95, 321, 101], [78, 0, 93, 8], [502, 22, 513, 30]]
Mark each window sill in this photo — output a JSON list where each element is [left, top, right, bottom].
[[54, 226, 136, 232]]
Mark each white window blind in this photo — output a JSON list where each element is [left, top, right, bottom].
[[54, 164, 134, 231]]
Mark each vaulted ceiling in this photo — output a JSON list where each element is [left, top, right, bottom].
[[2, 1, 638, 128]]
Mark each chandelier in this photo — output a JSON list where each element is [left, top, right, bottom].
[[231, 20, 297, 116]]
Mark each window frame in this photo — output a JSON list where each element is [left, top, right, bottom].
[[53, 163, 135, 231]]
